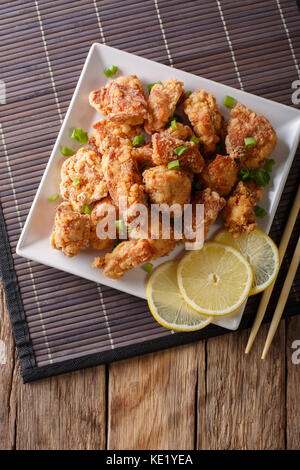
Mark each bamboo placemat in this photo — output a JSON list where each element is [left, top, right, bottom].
[[0, 0, 299, 382]]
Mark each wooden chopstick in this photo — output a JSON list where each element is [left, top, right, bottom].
[[261, 236, 300, 359], [245, 185, 300, 354]]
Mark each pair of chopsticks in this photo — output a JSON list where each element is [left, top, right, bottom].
[[245, 185, 300, 358]]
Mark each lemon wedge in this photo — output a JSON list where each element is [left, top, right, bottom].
[[214, 228, 279, 295], [177, 242, 253, 316], [147, 260, 213, 331]]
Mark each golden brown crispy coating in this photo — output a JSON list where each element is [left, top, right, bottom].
[[222, 181, 263, 237], [143, 165, 192, 208], [164, 122, 193, 141], [89, 119, 143, 155], [184, 188, 226, 243], [183, 89, 223, 154], [90, 196, 118, 250], [60, 148, 108, 211], [225, 103, 277, 169], [131, 143, 155, 168], [152, 132, 205, 173], [89, 75, 147, 125], [50, 202, 90, 257], [102, 144, 147, 218], [93, 217, 176, 279], [199, 154, 240, 196], [145, 79, 184, 133]]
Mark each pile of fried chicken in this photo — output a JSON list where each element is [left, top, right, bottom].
[[50, 75, 277, 279]]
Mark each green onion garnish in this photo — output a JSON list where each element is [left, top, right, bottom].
[[115, 220, 127, 232], [168, 159, 180, 170], [61, 146, 76, 156], [239, 168, 270, 187], [132, 134, 145, 147], [147, 81, 162, 93], [104, 65, 118, 77], [82, 204, 92, 215], [185, 90, 192, 97], [48, 194, 60, 202], [71, 128, 88, 144], [72, 177, 80, 186], [171, 119, 177, 130], [224, 95, 235, 108], [244, 137, 257, 147], [174, 145, 187, 156], [254, 205, 267, 218], [264, 159, 275, 173], [190, 135, 200, 145], [143, 262, 153, 274]]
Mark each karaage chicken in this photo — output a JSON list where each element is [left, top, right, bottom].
[[184, 89, 224, 154], [145, 79, 184, 133], [89, 75, 147, 125], [90, 196, 118, 250], [199, 154, 240, 196], [50, 202, 90, 257], [222, 181, 263, 237], [225, 103, 277, 169]]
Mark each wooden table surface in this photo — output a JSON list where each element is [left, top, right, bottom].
[[0, 280, 299, 450]]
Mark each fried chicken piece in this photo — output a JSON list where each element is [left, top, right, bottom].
[[93, 215, 176, 279], [225, 103, 277, 169], [90, 196, 118, 250], [89, 118, 143, 155], [89, 75, 147, 125], [164, 122, 194, 141], [50, 202, 90, 257], [60, 148, 108, 211], [183, 89, 223, 154], [199, 154, 240, 196], [184, 189, 226, 244], [131, 143, 155, 168], [102, 144, 147, 219], [143, 165, 192, 209], [152, 132, 205, 173], [222, 181, 263, 237], [145, 79, 184, 133]]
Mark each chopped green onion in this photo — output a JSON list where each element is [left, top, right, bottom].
[[71, 128, 88, 144], [147, 81, 162, 93], [104, 65, 118, 77], [264, 159, 275, 173], [240, 168, 250, 180], [185, 90, 192, 97], [190, 135, 200, 145], [48, 194, 60, 202], [115, 219, 127, 232], [244, 136, 257, 147], [168, 159, 180, 170], [82, 204, 92, 215], [143, 262, 153, 274], [72, 177, 80, 186], [132, 134, 145, 147], [224, 95, 235, 108], [61, 146, 76, 156], [254, 205, 267, 218], [174, 145, 187, 156], [192, 181, 202, 191], [171, 119, 177, 130]]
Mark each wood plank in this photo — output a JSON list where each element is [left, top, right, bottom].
[[16, 365, 107, 450], [107, 343, 203, 450], [286, 315, 300, 450], [197, 322, 286, 450], [0, 281, 17, 450]]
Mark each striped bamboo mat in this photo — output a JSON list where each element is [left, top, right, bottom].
[[0, 0, 299, 382]]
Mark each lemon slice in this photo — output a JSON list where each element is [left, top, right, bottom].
[[147, 260, 213, 331], [214, 229, 279, 295], [177, 242, 253, 316]]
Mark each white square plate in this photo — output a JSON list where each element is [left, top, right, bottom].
[[17, 43, 300, 331]]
